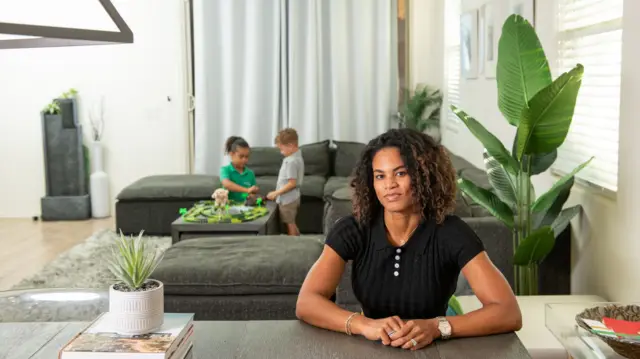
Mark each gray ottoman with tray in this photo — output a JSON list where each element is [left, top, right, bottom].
[[152, 235, 325, 320], [116, 174, 220, 235]]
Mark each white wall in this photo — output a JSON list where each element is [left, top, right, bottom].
[[0, 0, 189, 218], [431, 0, 639, 301], [409, 0, 445, 90]]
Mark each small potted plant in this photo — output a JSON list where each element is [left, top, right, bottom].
[[107, 230, 165, 335]]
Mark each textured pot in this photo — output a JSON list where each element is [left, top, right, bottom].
[[109, 280, 164, 335]]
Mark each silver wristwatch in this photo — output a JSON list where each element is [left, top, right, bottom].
[[436, 316, 452, 339]]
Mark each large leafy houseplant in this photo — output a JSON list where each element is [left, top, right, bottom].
[[451, 14, 592, 295]]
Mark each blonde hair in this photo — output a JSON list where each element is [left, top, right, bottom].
[[275, 128, 299, 145]]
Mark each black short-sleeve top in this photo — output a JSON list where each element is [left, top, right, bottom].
[[325, 212, 485, 320]]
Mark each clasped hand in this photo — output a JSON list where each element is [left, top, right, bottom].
[[358, 316, 439, 350]]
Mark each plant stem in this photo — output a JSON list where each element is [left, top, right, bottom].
[[518, 263, 539, 296], [514, 156, 534, 295]]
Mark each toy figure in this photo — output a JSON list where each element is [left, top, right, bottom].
[[212, 188, 229, 209], [245, 194, 265, 207]]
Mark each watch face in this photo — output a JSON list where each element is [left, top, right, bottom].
[[438, 319, 452, 337]]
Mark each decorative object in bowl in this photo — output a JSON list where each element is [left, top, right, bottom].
[[108, 230, 165, 335], [575, 304, 640, 359]]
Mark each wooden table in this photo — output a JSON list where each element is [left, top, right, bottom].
[[1, 320, 531, 359], [171, 201, 279, 244]]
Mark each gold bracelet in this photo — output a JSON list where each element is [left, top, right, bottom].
[[345, 312, 360, 336]]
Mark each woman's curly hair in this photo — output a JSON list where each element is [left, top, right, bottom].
[[350, 128, 457, 225]]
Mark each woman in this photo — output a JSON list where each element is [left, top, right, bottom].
[[295, 129, 521, 350]]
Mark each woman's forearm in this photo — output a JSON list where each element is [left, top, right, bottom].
[[446, 302, 522, 338], [296, 293, 361, 334], [221, 179, 248, 193]]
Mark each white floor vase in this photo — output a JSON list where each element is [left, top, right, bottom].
[[90, 141, 110, 218], [108, 280, 164, 335]]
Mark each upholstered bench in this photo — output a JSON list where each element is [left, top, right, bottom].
[[115, 174, 220, 235], [152, 235, 325, 320]]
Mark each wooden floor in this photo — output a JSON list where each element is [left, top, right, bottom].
[[0, 217, 114, 291]]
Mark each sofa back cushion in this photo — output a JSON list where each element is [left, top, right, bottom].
[[323, 187, 353, 234], [247, 146, 283, 176], [300, 140, 331, 176], [333, 141, 366, 177]]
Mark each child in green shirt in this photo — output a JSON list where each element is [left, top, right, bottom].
[[220, 136, 258, 202]]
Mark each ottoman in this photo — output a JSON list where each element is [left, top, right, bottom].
[[152, 235, 325, 320], [115, 174, 220, 235]]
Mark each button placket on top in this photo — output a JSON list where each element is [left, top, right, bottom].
[[394, 248, 401, 276]]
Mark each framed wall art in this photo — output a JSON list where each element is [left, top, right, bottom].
[[460, 9, 479, 79], [509, 0, 535, 26], [480, 2, 497, 78]]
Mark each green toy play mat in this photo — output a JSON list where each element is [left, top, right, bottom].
[[180, 200, 269, 224]]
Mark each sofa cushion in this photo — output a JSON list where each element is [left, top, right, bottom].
[[300, 140, 331, 176], [117, 175, 220, 200], [324, 176, 351, 197], [154, 236, 324, 296], [255, 176, 278, 194], [256, 175, 326, 200], [300, 175, 326, 199], [323, 187, 353, 234], [447, 151, 476, 172], [247, 147, 283, 177], [333, 141, 365, 177]]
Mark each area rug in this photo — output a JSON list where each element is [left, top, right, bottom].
[[10, 229, 171, 290]]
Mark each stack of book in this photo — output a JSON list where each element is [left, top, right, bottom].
[[58, 312, 194, 358]]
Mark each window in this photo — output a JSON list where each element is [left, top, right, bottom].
[[444, 0, 461, 127], [554, 0, 623, 192]]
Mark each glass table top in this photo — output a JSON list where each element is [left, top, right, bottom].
[[545, 301, 639, 359], [0, 288, 108, 322]]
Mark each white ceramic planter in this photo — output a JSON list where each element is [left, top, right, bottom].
[[109, 280, 164, 335]]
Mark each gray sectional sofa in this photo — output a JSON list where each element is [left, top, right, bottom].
[[115, 140, 363, 235], [116, 139, 571, 320]]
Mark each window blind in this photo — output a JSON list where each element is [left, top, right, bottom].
[[445, 0, 461, 126], [554, 0, 623, 192], [446, 45, 461, 125]]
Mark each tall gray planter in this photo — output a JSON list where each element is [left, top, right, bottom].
[[40, 98, 91, 220]]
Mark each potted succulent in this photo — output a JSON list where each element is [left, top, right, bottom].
[[108, 230, 165, 335]]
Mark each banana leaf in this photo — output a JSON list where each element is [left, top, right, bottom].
[[497, 14, 552, 126], [452, 106, 518, 175], [516, 65, 584, 160], [531, 157, 593, 214], [513, 226, 555, 266], [551, 205, 581, 237], [483, 151, 517, 208], [533, 176, 574, 230], [457, 177, 514, 228]]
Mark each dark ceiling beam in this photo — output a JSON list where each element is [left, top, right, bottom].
[[0, 0, 133, 50]]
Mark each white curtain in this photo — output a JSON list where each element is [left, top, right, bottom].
[[287, 0, 397, 144], [194, 0, 397, 174], [193, 0, 286, 174]]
